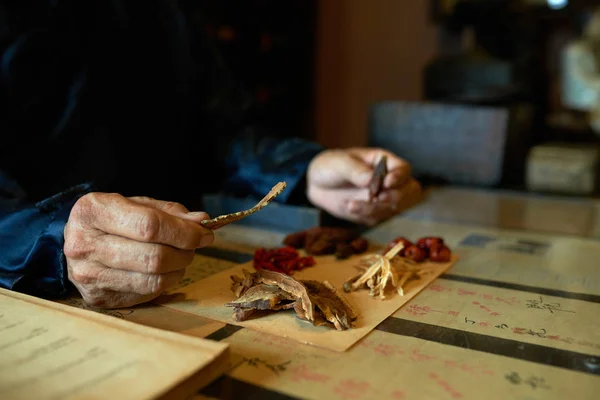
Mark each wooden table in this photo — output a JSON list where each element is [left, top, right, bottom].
[[61, 186, 600, 399]]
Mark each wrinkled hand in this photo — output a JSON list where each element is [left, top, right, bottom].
[[63, 193, 214, 308], [306, 147, 422, 225]]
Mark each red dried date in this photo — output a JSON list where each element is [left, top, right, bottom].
[[404, 245, 427, 262], [282, 226, 369, 258], [384, 236, 413, 255], [416, 237, 444, 250], [382, 235, 451, 263], [429, 245, 451, 262], [309, 238, 336, 255], [282, 231, 307, 248], [335, 243, 355, 259], [350, 237, 368, 254]]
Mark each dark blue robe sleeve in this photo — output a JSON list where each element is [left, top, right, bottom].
[[221, 129, 324, 204], [0, 176, 92, 299]]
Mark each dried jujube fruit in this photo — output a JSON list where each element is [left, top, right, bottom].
[[282, 226, 369, 259], [335, 243, 355, 259], [382, 235, 452, 263], [416, 237, 444, 250], [384, 237, 413, 256], [429, 245, 451, 262], [282, 231, 307, 248], [404, 245, 427, 262], [350, 237, 368, 254]]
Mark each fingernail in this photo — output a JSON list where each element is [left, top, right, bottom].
[[188, 211, 209, 217], [186, 211, 210, 221]]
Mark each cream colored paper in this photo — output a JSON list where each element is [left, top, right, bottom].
[[55, 254, 237, 338], [58, 296, 227, 339], [157, 253, 457, 352], [167, 254, 239, 292], [219, 328, 600, 400], [0, 288, 229, 400], [394, 278, 600, 356], [365, 218, 600, 295]]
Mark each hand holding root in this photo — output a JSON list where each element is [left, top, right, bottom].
[[64, 193, 214, 309]]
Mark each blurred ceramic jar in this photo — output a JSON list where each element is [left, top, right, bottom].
[[562, 7, 600, 133]]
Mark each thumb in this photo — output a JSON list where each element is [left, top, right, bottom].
[[337, 154, 374, 188], [128, 196, 210, 223]]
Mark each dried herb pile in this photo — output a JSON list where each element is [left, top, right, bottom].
[[253, 246, 316, 275], [345, 236, 453, 299], [283, 227, 368, 259], [227, 269, 357, 331]]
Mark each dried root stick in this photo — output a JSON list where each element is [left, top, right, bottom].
[[343, 242, 406, 299]]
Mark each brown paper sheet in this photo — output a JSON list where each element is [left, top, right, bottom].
[[0, 288, 229, 400], [157, 253, 457, 352]]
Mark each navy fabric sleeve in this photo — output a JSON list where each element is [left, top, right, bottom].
[[221, 129, 324, 204], [0, 180, 92, 299]]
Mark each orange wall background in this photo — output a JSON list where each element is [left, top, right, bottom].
[[314, 0, 439, 148]]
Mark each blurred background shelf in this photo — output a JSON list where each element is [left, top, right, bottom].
[[193, 0, 600, 198]]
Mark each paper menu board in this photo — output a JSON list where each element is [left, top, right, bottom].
[[209, 328, 599, 400], [58, 297, 227, 340], [156, 253, 457, 352], [166, 253, 240, 293], [365, 218, 600, 296], [394, 278, 600, 357], [0, 288, 229, 400], [44, 236, 600, 400], [158, 243, 600, 399], [54, 254, 237, 339]]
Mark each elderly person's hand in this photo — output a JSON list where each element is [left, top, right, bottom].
[[63, 193, 213, 308], [306, 147, 421, 226]]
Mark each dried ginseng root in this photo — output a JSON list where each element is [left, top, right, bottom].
[[227, 269, 357, 331], [200, 181, 286, 229], [300, 280, 358, 331], [368, 155, 388, 202], [343, 241, 406, 300], [344, 235, 454, 300]]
